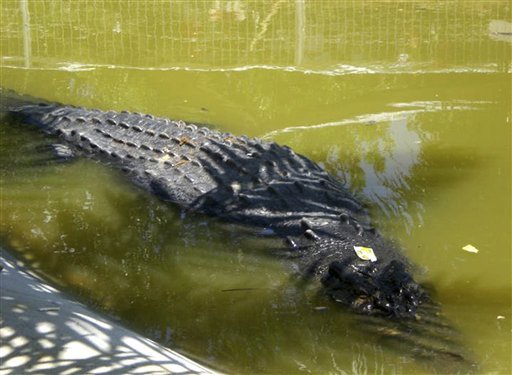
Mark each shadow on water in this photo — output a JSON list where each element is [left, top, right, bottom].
[[0, 249, 214, 374]]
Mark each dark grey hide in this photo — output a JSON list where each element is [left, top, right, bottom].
[[11, 101, 426, 317]]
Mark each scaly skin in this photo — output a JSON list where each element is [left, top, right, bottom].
[[10, 100, 426, 317]]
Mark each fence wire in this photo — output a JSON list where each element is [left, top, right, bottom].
[[0, 0, 510, 72]]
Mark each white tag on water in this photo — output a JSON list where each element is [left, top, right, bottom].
[[354, 246, 377, 262]]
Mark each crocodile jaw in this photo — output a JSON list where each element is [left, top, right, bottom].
[[322, 258, 426, 317]]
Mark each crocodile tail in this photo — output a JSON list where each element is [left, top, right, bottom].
[[0, 87, 47, 112], [0, 87, 62, 130]]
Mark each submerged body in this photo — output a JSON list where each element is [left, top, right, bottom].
[[7, 94, 426, 317]]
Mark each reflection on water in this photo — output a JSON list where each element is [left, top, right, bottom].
[[262, 100, 486, 137], [358, 117, 422, 225], [268, 100, 490, 232], [312, 114, 424, 228]]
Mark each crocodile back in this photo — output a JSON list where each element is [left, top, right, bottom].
[[13, 103, 369, 233]]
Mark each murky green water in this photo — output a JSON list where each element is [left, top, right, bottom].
[[1, 1, 511, 373]]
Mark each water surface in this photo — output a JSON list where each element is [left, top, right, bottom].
[[1, 1, 510, 373]]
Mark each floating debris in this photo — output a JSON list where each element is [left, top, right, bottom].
[[354, 246, 377, 262], [313, 306, 328, 312], [462, 244, 479, 254], [377, 327, 401, 336]]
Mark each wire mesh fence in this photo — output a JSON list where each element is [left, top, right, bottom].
[[0, 0, 510, 72]]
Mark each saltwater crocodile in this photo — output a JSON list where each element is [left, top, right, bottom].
[[4, 91, 427, 318]]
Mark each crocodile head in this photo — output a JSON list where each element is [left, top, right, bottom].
[[321, 256, 426, 318], [288, 217, 427, 318], [287, 216, 427, 318]]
